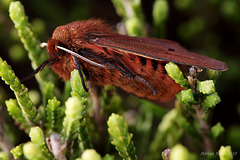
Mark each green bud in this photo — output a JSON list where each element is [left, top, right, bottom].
[[9, 1, 28, 29], [170, 144, 190, 160], [179, 89, 196, 104], [197, 80, 215, 94], [202, 92, 221, 109], [81, 149, 102, 160], [107, 113, 127, 138], [10, 144, 23, 159], [63, 97, 83, 139], [219, 146, 233, 160], [23, 142, 41, 159], [165, 62, 189, 88], [65, 97, 83, 119], [29, 127, 45, 148]]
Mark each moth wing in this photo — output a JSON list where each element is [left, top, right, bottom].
[[88, 34, 228, 71]]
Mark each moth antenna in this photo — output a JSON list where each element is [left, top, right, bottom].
[[41, 42, 108, 68], [21, 58, 55, 82], [56, 46, 109, 69]]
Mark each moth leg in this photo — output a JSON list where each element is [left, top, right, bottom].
[[135, 76, 157, 95], [79, 50, 157, 95], [72, 55, 89, 92], [102, 48, 158, 95], [111, 55, 157, 95]]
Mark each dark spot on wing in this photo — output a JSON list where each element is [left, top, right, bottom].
[[138, 56, 147, 66], [168, 48, 175, 52], [103, 47, 108, 52], [151, 59, 158, 71]]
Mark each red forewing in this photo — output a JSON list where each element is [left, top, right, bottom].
[[88, 34, 228, 71]]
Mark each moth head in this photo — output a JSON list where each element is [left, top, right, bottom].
[[45, 39, 67, 59]]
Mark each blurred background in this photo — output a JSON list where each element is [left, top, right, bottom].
[[0, 0, 240, 158]]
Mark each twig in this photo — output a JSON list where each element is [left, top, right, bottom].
[[193, 104, 213, 151], [0, 115, 14, 160], [87, 82, 105, 134], [188, 66, 213, 151]]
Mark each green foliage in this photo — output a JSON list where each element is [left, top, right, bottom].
[[6, 68, 93, 159], [9, 1, 54, 87], [111, 0, 145, 36], [45, 97, 63, 133], [42, 81, 55, 107], [164, 60, 227, 159], [0, 57, 37, 125], [107, 113, 137, 160], [0, 152, 9, 160], [29, 127, 53, 159], [165, 62, 221, 109], [70, 69, 87, 100], [70, 70, 92, 152], [148, 109, 182, 160], [10, 144, 23, 159], [5, 99, 31, 133]]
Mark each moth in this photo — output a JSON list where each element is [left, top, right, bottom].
[[27, 19, 228, 103]]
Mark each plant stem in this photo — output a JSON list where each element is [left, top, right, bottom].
[[193, 104, 213, 151], [0, 118, 14, 160]]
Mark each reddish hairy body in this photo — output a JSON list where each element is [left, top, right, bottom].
[[46, 19, 227, 103]]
